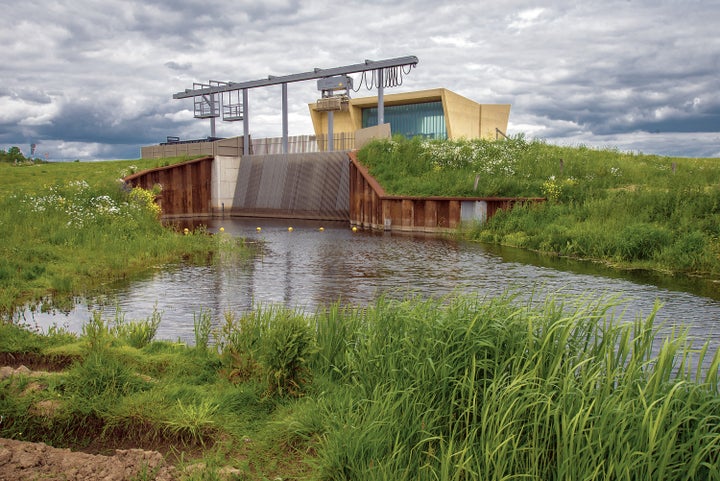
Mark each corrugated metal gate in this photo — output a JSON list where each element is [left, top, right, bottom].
[[231, 151, 349, 220]]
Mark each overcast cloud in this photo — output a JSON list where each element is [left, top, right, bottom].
[[1, 0, 718, 160]]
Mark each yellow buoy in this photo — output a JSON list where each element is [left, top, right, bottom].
[[351, 226, 358, 233], [319, 227, 325, 232], [256, 227, 262, 232], [288, 226, 294, 232], [219, 227, 224, 233], [183, 228, 189, 235]]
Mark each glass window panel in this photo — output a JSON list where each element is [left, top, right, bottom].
[[362, 101, 446, 139]]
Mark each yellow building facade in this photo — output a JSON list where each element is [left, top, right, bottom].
[[309, 88, 510, 144]]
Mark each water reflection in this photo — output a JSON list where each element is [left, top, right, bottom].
[[18, 218, 720, 359]]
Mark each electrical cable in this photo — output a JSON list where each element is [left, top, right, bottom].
[[351, 63, 415, 92]]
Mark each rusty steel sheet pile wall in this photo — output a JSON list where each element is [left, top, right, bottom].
[[348, 151, 545, 233], [231, 151, 350, 220], [124, 157, 213, 217]]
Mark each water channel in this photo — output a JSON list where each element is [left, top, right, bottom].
[[19, 217, 720, 361]]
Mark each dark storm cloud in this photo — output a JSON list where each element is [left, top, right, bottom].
[[0, 0, 718, 159], [34, 102, 166, 145]]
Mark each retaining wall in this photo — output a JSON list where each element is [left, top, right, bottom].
[[124, 156, 213, 218], [348, 151, 545, 233]]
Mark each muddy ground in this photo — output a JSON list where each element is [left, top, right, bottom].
[[0, 437, 178, 481], [1, 364, 245, 481]]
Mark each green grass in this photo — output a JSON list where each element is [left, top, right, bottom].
[[358, 136, 720, 277], [0, 156, 241, 315], [2, 142, 720, 479], [2, 294, 719, 480], [309, 294, 720, 480]]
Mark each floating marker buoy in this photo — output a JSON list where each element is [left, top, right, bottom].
[[288, 226, 294, 232], [219, 227, 224, 233], [319, 227, 325, 232], [256, 227, 262, 232], [351, 226, 358, 233], [183, 228, 189, 235]]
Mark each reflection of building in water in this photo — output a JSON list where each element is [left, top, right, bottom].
[[214, 248, 257, 316]]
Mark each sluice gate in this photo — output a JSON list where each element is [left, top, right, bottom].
[[225, 151, 349, 220]]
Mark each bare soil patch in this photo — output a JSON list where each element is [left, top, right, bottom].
[[0, 437, 177, 481], [0, 364, 243, 480]]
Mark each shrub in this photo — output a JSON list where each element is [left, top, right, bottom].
[[163, 399, 218, 446], [65, 351, 148, 402], [658, 230, 713, 271], [616, 223, 671, 261], [216, 310, 265, 382], [261, 311, 316, 397], [115, 308, 162, 349], [82, 311, 113, 353]]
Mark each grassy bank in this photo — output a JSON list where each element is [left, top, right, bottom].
[[3, 146, 720, 479], [2, 294, 719, 479], [0, 157, 232, 315], [358, 136, 720, 277]]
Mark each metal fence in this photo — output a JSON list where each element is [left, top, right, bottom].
[[141, 133, 356, 159]]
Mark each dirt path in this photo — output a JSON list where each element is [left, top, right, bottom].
[[0, 437, 177, 481]]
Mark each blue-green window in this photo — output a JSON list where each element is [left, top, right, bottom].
[[362, 101, 447, 140]]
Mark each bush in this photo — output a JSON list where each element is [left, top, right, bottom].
[[615, 223, 671, 261], [658, 230, 714, 271], [115, 310, 162, 349], [65, 351, 148, 402], [216, 310, 266, 382], [261, 311, 316, 397]]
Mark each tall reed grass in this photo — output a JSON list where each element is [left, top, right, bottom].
[[308, 294, 720, 480], [2, 293, 719, 479]]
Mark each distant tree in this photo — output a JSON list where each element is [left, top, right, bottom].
[[0, 146, 31, 164]]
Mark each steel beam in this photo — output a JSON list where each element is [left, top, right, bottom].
[[173, 56, 418, 99], [243, 88, 249, 156], [282, 83, 288, 153]]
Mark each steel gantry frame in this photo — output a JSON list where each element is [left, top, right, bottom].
[[173, 56, 419, 154]]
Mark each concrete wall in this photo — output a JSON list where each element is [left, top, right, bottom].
[[140, 136, 246, 160], [442, 89, 481, 139], [212, 155, 242, 215], [354, 124, 391, 150], [480, 104, 511, 139], [140, 142, 214, 159]]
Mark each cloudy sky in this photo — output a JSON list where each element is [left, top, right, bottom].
[[1, 0, 718, 160]]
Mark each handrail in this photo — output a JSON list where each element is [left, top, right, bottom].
[[495, 128, 510, 140]]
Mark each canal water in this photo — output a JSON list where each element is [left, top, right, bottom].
[[18, 218, 720, 358]]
